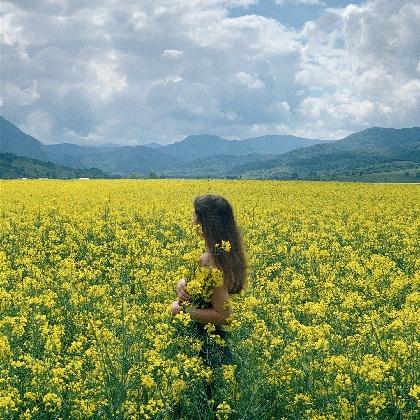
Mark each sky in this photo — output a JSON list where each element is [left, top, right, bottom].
[[1, 0, 419, 145]]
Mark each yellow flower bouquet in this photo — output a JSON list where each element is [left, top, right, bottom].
[[178, 245, 226, 311], [182, 265, 224, 310]]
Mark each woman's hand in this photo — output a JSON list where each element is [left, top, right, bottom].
[[171, 300, 182, 315], [176, 278, 192, 302]]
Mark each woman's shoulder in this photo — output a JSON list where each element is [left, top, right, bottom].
[[199, 251, 217, 268], [199, 251, 229, 289]]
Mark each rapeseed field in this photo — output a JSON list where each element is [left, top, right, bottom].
[[0, 179, 419, 419]]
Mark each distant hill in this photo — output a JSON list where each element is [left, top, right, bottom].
[[162, 134, 252, 159], [160, 134, 325, 160], [239, 134, 325, 154], [1, 116, 419, 182], [0, 152, 111, 179], [0, 116, 47, 160], [340, 127, 420, 149], [0, 117, 326, 176], [234, 127, 420, 181], [143, 142, 164, 149], [43, 143, 180, 175], [160, 152, 278, 178], [91, 142, 130, 147]]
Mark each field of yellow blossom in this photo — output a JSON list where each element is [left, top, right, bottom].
[[0, 179, 419, 419]]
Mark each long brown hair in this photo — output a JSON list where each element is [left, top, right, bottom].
[[193, 194, 247, 294]]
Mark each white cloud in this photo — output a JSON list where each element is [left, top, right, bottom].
[[235, 71, 265, 89], [0, 0, 419, 144], [295, 0, 420, 134], [1, 81, 40, 106], [264, 100, 291, 120], [21, 109, 55, 141], [186, 13, 299, 56], [0, 0, 302, 143], [162, 49, 184, 59], [275, 0, 323, 5], [130, 10, 149, 30], [88, 50, 127, 101]]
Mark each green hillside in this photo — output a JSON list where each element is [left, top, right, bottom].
[[1, 116, 419, 182], [236, 127, 420, 182], [0, 152, 112, 179], [1, 117, 325, 176], [0, 116, 47, 160]]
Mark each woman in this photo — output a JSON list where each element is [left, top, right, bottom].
[[171, 194, 248, 370]]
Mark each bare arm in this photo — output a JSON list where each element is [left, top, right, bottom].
[[174, 251, 232, 325], [185, 282, 232, 326]]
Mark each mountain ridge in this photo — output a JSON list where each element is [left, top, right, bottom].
[[0, 116, 327, 175], [231, 126, 420, 180], [1, 116, 419, 182]]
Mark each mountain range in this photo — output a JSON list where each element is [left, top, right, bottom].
[[0, 116, 419, 181]]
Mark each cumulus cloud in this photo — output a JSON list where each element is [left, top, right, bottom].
[[235, 71, 265, 89], [21, 109, 55, 141], [295, 0, 420, 135], [0, 0, 419, 144], [2, 80, 40, 106], [162, 49, 184, 59], [275, 0, 324, 5]]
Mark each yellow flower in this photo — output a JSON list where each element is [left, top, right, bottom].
[[141, 374, 155, 389], [1, 178, 418, 419], [221, 240, 231, 252], [409, 385, 420, 407], [185, 266, 224, 308], [216, 401, 232, 419], [367, 392, 387, 415], [223, 364, 236, 384], [173, 311, 192, 326], [42, 392, 62, 412], [172, 379, 186, 400]]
